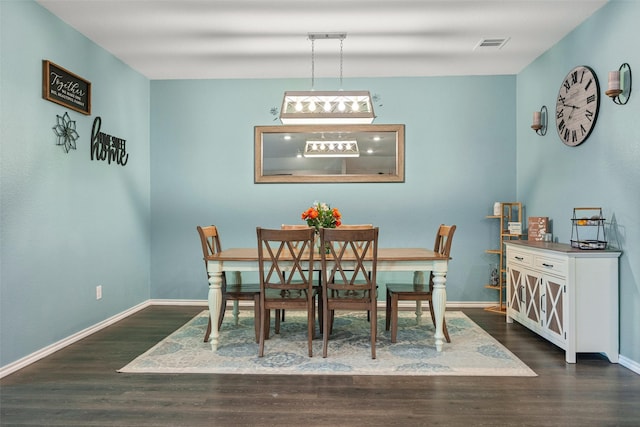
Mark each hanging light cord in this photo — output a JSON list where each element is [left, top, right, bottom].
[[308, 33, 346, 90], [340, 38, 344, 89], [311, 37, 315, 90]]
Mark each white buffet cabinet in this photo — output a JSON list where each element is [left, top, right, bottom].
[[504, 241, 621, 363]]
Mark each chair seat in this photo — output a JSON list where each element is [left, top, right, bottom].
[[206, 283, 261, 344], [385, 282, 450, 344], [263, 288, 315, 300], [327, 288, 375, 300], [385, 283, 431, 298], [226, 283, 261, 297]]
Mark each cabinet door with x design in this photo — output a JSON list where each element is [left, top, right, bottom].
[[506, 247, 567, 351], [540, 272, 566, 345]]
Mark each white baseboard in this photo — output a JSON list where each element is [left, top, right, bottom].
[[619, 355, 640, 375], [0, 301, 150, 379]]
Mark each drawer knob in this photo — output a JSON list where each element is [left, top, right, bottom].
[[542, 263, 554, 268]]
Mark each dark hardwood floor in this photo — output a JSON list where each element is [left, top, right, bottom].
[[1, 306, 638, 426]]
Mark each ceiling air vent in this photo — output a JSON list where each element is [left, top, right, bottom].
[[474, 37, 510, 50]]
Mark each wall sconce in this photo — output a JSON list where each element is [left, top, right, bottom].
[[605, 63, 632, 105], [531, 105, 547, 136]]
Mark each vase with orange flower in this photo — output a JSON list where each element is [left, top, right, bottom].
[[301, 201, 342, 253]]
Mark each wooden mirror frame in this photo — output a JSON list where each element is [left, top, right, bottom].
[[254, 124, 405, 183]]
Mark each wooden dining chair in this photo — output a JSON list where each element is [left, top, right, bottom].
[[280, 224, 374, 333], [197, 225, 260, 343], [320, 227, 379, 359], [385, 224, 457, 343], [256, 227, 317, 357]]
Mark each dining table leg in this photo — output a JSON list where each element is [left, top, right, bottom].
[[207, 271, 224, 351], [413, 271, 424, 323], [431, 271, 447, 352]]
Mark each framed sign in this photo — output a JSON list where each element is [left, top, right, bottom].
[[42, 60, 91, 115]]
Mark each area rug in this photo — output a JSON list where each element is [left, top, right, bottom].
[[118, 310, 536, 376]]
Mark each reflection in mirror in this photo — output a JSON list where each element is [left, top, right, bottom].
[[254, 124, 404, 183]]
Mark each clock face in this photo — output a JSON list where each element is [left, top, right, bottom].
[[555, 66, 600, 147]]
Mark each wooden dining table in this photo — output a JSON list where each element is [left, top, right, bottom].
[[205, 247, 450, 352]]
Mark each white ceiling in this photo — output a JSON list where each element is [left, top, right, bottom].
[[37, 0, 608, 80]]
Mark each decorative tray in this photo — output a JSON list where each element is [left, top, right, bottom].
[[571, 239, 607, 250]]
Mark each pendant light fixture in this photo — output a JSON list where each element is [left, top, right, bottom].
[[280, 33, 375, 125]]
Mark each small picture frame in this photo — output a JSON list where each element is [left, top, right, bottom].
[[42, 60, 91, 115]]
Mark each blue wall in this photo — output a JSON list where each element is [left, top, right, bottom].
[[516, 0, 639, 364], [150, 75, 516, 302], [0, 2, 151, 366], [1, 0, 638, 370]]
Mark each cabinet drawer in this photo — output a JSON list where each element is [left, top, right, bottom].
[[534, 255, 567, 276], [507, 250, 533, 266]]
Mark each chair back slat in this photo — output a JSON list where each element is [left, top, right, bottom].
[[320, 227, 378, 292], [280, 224, 314, 250], [257, 227, 315, 291], [197, 225, 225, 281], [434, 224, 456, 258], [197, 225, 222, 259]]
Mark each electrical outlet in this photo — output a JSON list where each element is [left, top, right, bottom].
[[96, 285, 102, 300]]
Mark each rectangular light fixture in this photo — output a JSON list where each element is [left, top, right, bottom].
[[280, 91, 375, 125], [303, 140, 359, 157]]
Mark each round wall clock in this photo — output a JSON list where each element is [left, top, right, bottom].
[[555, 65, 600, 146]]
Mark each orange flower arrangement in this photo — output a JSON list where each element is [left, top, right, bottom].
[[301, 201, 342, 231]]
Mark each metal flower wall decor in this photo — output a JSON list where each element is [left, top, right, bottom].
[[52, 112, 79, 153]]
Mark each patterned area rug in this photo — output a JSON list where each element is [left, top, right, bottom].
[[118, 310, 536, 376]]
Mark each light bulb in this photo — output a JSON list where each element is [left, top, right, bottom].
[[323, 101, 332, 112], [338, 101, 346, 111], [308, 101, 316, 112], [295, 101, 303, 112], [351, 101, 359, 112]]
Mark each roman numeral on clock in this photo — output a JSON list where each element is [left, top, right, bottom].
[[585, 109, 594, 121], [585, 79, 593, 91]]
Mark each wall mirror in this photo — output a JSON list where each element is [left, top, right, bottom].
[[254, 124, 404, 183]]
